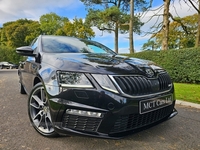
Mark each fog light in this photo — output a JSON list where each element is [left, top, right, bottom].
[[66, 109, 103, 118]]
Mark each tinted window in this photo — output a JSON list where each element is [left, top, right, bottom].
[[41, 36, 115, 55]]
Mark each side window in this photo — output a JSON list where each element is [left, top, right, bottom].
[[31, 38, 38, 51]]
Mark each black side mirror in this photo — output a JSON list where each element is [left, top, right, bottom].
[[16, 46, 36, 57]]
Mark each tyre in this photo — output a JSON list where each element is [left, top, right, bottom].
[[20, 83, 26, 94], [28, 83, 58, 137]]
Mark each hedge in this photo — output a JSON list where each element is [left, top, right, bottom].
[[124, 48, 200, 84]]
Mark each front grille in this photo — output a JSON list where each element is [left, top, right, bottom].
[[112, 73, 172, 96], [62, 114, 102, 132], [110, 105, 172, 134]]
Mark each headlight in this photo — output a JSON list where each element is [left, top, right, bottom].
[[57, 71, 93, 88], [92, 74, 118, 93]]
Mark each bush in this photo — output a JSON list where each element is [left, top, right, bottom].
[[124, 48, 200, 84]]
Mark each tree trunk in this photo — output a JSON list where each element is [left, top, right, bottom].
[[129, 0, 134, 54], [162, 0, 170, 50], [195, 0, 200, 48], [114, 23, 119, 53]]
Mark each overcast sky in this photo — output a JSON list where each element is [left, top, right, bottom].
[[0, 0, 197, 53]]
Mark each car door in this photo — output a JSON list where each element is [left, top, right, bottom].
[[20, 38, 40, 94]]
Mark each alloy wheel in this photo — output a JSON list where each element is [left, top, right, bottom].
[[28, 83, 56, 136]]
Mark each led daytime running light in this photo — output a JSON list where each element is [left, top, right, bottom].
[[66, 109, 103, 118]]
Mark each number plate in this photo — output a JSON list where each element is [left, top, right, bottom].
[[139, 94, 173, 114]]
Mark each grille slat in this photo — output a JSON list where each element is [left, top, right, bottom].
[[113, 73, 172, 96], [134, 77, 142, 94], [115, 77, 127, 93], [125, 77, 135, 95], [130, 77, 138, 94], [121, 77, 132, 94]]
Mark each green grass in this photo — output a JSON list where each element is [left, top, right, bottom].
[[174, 83, 200, 104]]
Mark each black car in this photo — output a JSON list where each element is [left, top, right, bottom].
[[16, 35, 177, 138], [0, 61, 18, 69]]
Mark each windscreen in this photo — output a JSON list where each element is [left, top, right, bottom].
[[41, 36, 116, 55]]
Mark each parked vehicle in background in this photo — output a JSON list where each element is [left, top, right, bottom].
[[0, 62, 18, 69], [16, 35, 178, 138]]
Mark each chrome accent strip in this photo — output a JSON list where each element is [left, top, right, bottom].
[[101, 86, 119, 94], [60, 84, 93, 88], [168, 109, 178, 119]]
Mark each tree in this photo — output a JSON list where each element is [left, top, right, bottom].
[[56, 18, 95, 39], [129, 0, 134, 53], [143, 0, 200, 50], [183, 0, 200, 47], [1, 19, 42, 47], [169, 14, 197, 48], [140, 0, 173, 50], [25, 21, 42, 44], [39, 12, 69, 35], [141, 40, 157, 50], [129, 0, 152, 53], [0, 27, 5, 46], [85, 6, 128, 53], [81, 0, 144, 53], [162, 0, 170, 50], [0, 45, 23, 63], [145, 14, 198, 49]]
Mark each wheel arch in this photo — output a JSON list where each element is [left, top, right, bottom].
[[33, 76, 42, 86]]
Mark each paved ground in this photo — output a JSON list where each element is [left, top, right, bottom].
[[176, 100, 200, 109], [0, 70, 200, 150]]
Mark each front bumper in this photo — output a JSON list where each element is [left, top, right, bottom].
[[54, 108, 177, 139], [48, 88, 177, 138]]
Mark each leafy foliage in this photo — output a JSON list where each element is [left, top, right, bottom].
[[85, 6, 143, 34], [82, 0, 145, 53], [141, 40, 158, 51], [39, 12, 69, 35], [0, 45, 23, 64], [85, 7, 126, 33], [0, 19, 42, 47], [0, 13, 96, 63], [145, 14, 198, 50], [56, 18, 95, 39], [125, 48, 200, 83]]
